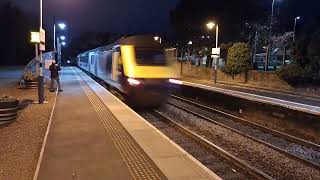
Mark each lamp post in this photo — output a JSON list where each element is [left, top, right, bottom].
[[270, 0, 275, 35], [293, 16, 301, 42], [206, 22, 219, 48], [38, 0, 45, 104], [206, 21, 220, 83], [153, 35, 162, 44], [53, 21, 66, 65]]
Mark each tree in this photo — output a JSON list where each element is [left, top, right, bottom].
[[0, 2, 37, 65], [222, 43, 251, 78], [307, 31, 320, 78], [219, 42, 233, 61], [277, 30, 320, 84], [64, 32, 120, 58]]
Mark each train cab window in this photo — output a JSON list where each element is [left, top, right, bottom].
[[135, 48, 166, 66]]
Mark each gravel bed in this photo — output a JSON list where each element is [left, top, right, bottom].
[[159, 104, 320, 180], [168, 98, 320, 165], [0, 81, 55, 180], [139, 111, 253, 179], [173, 93, 320, 145]]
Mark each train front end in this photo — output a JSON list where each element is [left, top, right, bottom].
[[121, 45, 180, 107]]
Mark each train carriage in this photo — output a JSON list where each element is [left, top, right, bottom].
[[77, 35, 180, 106]]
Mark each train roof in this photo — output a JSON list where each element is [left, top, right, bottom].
[[77, 35, 163, 57]]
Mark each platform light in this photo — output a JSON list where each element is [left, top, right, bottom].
[[169, 79, 183, 85], [58, 23, 66, 30], [154, 36, 160, 41], [206, 22, 215, 30], [60, 36, 66, 40], [128, 78, 140, 85], [61, 42, 66, 46]]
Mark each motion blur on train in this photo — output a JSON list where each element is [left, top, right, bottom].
[[77, 35, 181, 106]]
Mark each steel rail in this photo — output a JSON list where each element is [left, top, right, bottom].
[[167, 96, 320, 170], [170, 94, 320, 153], [152, 110, 275, 180]]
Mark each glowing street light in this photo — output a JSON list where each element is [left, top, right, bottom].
[[58, 23, 66, 30], [206, 21, 219, 48], [206, 21, 220, 84], [154, 36, 162, 44], [60, 35, 66, 41], [206, 22, 215, 30], [53, 21, 67, 65], [270, 0, 282, 35], [293, 16, 301, 42]]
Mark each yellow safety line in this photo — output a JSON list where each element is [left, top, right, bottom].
[[72, 68, 162, 180]]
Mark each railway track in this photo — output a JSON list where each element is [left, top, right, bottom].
[[167, 94, 320, 171], [140, 110, 274, 180]]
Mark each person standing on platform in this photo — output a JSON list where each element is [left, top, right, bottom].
[[49, 61, 63, 92]]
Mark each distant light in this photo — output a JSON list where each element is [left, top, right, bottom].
[[60, 36, 66, 40], [207, 36, 210, 39], [128, 78, 140, 85], [296, 16, 301, 20], [206, 22, 215, 30], [61, 42, 66, 46], [169, 79, 183, 85], [201, 36, 205, 39], [188, 41, 193, 45], [58, 23, 66, 30], [67, 60, 71, 64], [30, 32, 40, 43], [154, 36, 160, 41]]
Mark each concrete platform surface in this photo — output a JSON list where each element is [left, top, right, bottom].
[[34, 67, 220, 180], [180, 78, 320, 116]]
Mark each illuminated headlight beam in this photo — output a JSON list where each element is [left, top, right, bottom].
[[128, 78, 140, 85], [169, 79, 183, 85]]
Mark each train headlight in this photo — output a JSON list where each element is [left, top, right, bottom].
[[128, 78, 141, 85], [169, 79, 183, 85]]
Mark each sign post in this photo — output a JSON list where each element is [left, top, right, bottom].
[[38, 28, 46, 104], [211, 48, 221, 84], [31, 32, 40, 76]]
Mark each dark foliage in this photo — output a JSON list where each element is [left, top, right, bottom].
[[64, 32, 121, 58], [222, 43, 251, 77], [0, 2, 37, 65], [277, 30, 320, 84]]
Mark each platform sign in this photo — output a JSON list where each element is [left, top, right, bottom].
[[211, 48, 220, 58]]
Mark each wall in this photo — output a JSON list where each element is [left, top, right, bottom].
[[180, 62, 320, 96]]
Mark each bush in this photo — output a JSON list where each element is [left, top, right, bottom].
[[222, 42, 251, 78], [0, 94, 19, 103], [276, 63, 313, 85], [23, 71, 37, 81]]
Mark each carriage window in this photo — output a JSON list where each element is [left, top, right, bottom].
[[135, 48, 166, 66]]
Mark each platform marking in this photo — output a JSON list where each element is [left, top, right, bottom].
[[33, 71, 63, 180], [72, 69, 163, 180]]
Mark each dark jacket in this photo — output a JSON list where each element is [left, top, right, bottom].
[[49, 64, 61, 78]]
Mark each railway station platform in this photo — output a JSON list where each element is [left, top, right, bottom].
[[179, 78, 320, 116], [33, 67, 220, 180]]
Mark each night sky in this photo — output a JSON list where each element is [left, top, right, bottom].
[[3, 0, 320, 38], [4, 0, 179, 38]]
